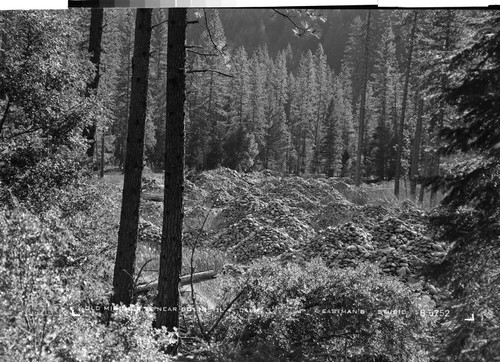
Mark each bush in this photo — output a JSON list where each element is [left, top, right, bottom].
[[0, 209, 85, 360], [0, 137, 90, 211], [0, 183, 179, 361], [208, 259, 433, 361], [56, 306, 178, 362]]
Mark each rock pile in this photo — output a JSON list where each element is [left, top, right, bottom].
[[211, 217, 298, 263], [264, 176, 348, 211], [138, 220, 161, 248], [298, 215, 448, 279], [303, 223, 375, 267], [137, 168, 449, 283], [372, 217, 424, 246]]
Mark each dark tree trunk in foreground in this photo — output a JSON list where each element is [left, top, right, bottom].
[[410, 96, 424, 201], [394, 11, 417, 199], [355, 10, 371, 187], [83, 8, 104, 158], [154, 7, 186, 348], [112, 9, 152, 306]]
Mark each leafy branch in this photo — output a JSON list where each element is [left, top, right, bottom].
[[203, 9, 226, 57], [272, 9, 325, 38]]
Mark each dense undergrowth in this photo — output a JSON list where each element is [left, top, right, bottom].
[[204, 259, 434, 362], [0, 181, 176, 360], [424, 208, 500, 361]]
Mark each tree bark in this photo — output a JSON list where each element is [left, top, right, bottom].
[[154, 8, 187, 345], [83, 8, 104, 158], [111, 9, 152, 306], [394, 11, 417, 198], [355, 10, 371, 187], [410, 96, 424, 201]]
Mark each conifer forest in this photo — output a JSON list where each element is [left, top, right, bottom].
[[0, 8, 499, 362]]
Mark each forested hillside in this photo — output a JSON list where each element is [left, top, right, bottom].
[[89, 8, 469, 204], [0, 8, 499, 362]]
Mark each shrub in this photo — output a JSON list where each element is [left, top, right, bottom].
[[0, 209, 84, 360], [0, 138, 90, 211], [208, 259, 433, 361], [57, 306, 178, 362], [0, 184, 178, 361]]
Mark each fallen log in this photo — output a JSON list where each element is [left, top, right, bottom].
[[142, 193, 163, 202], [135, 270, 217, 295]]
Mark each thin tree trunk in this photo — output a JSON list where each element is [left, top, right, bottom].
[[205, 72, 214, 168], [83, 8, 104, 158], [100, 129, 105, 178], [395, 11, 417, 198], [155, 8, 187, 349], [419, 183, 425, 206], [0, 97, 11, 137], [410, 96, 424, 201], [418, 151, 429, 205], [111, 9, 152, 306], [355, 10, 371, 187]]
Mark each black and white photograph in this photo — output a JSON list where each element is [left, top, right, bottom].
[[0, 6, 499, 361]]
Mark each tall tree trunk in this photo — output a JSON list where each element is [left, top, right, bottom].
[[83, 8, 104, 158], [410, 96, 424, 201], [155, 8, 187, 351], [355, 10, 371, 187], [430, 11, 452, 208], [118, 26, 134, 170], [394, 11, 417, 198], [111, 9, 152, 306]]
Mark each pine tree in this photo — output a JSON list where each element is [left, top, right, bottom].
[[355, 10, 372, 186], [83, 8, 104, 159], [335, 65, 356, 178], [199, 9, 230, 169], [289, 51, 316, 174], [266, 49, 291, 172], [311, 44, 332, 174], [417, 10, 462, 206], [112, 8, 152, 306], [147, 9, 168, 170], [186, 54, 209, 171], [228, 46, 251, 128], [321, 98, 340, 177], [109, 9, 135, 168], [343, 15, 365, 115], [249, 45, 269, 163], [410, 93, 424, 201], [371, 21, 400, 181], [95, 9, 123, 175], [0, 11, 97, 198], [434, 11, 500, 217], [155, 9, 187, 350], [266, 105, 290, 171], [394, 11, 418, 199]]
